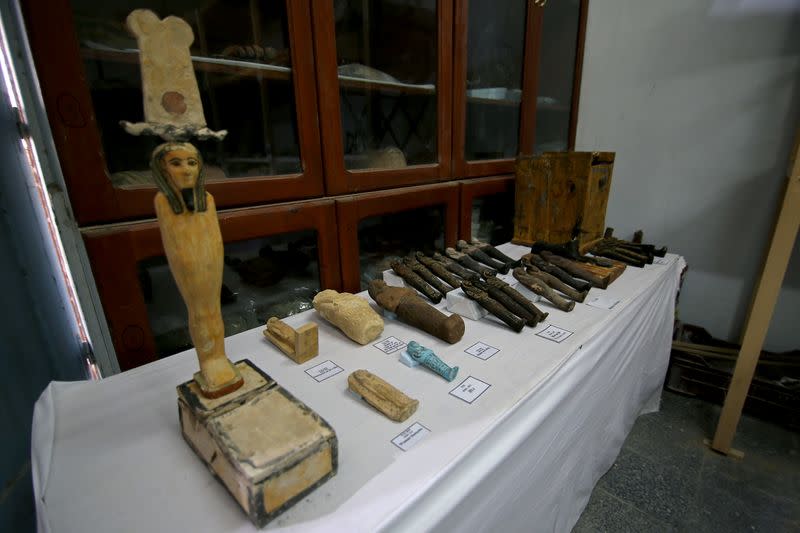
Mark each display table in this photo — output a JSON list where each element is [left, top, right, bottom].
[[31, 244, 685, 533]]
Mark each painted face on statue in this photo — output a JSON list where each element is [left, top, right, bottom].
[[161, 148, 200, 190]]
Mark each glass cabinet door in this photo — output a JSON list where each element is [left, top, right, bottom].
[[336, 183, 459, 293], [535, 0, 584, 152], [23, 0, 323, 225], [313, 0, 453, 194], [82, 200, 340, 370], [453, 0, 542, 177]]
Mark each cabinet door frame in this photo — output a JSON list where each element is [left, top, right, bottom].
[[312, 0, 454, 195], [22, 0, 325, 226], [458, 174, 515, 242], [452, 1, 543, 178], [336, 183, 459, 293], [82, 199, 341, 371]]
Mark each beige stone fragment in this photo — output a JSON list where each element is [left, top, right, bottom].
[[312, 289, 384, 345], [348, 369, 418, 422], [263, 317, 319, 364]]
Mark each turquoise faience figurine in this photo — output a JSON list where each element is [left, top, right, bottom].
[[407, 341, 459, 382]]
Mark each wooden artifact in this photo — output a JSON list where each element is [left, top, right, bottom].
[[390, 260, 442, 303], [522, 265, 588, 303], [445, 247, 497, 277], [540, 251, 611, 289], [513, 268, 575, 312], [263, 317, 319, 364], [523, 253, 592, 292], [470, 238, 520, 267], [368, 280, 465, 344], [461, 281, 526, 332], [124, 10, 337, 526], [312, 289, 384, 345], [403, 255, 454, 298], [347, 369, 419, 422], [484, 275, 549, 323], [178, 360, 338, 527], [432, 252, 481, 282], [457, 240, 510, 273], [513, 152, 615, 247], [415, 252, 463, 289]]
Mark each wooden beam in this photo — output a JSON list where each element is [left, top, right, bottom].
[[711, 131, 800, 455]]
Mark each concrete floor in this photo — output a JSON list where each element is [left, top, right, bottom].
[[573, 390, 800, 532]]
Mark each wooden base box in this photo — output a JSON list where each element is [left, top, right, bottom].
[[177, 360, 338, 527]]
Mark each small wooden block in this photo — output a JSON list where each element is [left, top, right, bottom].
[[348, 369, 419, 422], [263, 318, 319, 364], [177, 360, 337, 527]]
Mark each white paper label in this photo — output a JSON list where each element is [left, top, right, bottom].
[[585, 294, 621, 310], [304, 360, 343, 382], [465, 342, 499, 360], [450, 376, 491, 404], [373, 336, 406, 354], [391, 422, 430, 451], [653, 257, 670, 265], [536, 324, 574, 343]]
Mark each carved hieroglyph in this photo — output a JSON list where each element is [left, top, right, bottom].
[[312, 290, 384, 345], [348, 369, 418, 422]]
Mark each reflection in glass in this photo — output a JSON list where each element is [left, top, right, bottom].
[[471, 191, 515, 245], [464, 1, 526, 160], [334, 0, 438, 169], [139, 231, 320, 358], [358, 206, 445, 290], [73, 0, 302, 186], [534, 0, 580, 152]]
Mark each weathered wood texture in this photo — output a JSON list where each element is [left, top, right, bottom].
[[513, 152, 614, 247], [263, 317, 319, 364], [177, 360, 338, 527], [348, 369, 419, 422]]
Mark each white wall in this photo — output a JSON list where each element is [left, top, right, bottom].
[[576, 0, 800, 351]]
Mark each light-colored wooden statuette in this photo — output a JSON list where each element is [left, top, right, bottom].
[[312, 289, 384, 345], [125, 10, 337, 527], [348, 369, 419, 422], [153, 141, 243, 398], [263, 317, 319, 364]]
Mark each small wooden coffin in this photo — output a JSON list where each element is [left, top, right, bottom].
[[513, 152, 615, 247], [177, 360, 337, 528]]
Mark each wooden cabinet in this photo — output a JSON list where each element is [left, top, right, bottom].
[[312, 0, 453, 194], [23, 0, 324, 225], [22, 0, 587, 368]]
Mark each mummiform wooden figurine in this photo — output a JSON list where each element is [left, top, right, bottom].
[[151, 141, 243, 397]]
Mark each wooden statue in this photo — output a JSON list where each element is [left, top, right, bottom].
[[123, 10, 338, 526], [152, 141, 243, 398]]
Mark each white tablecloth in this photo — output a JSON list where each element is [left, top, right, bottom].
[[32, 244, 685, 533]]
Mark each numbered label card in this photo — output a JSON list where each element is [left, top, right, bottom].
[[536, 324, 574, 343], [304, 360, 343, 382], [450, 376, 491, 404], [465, 342, 500, 361], [374, 336, 406, 354], [585, 294, 621, 310], [391, 422, 431, 452]]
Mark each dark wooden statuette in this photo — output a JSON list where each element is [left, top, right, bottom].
[[390, 260, 442, 304], [415, 252, 464, 289], [403, 255, 454, 298], [484, 275, 549, 323], [368, 280, 465, 344], [513, 268, 576, 312], [461, 281, 525, 332], [457, 240, 510, 274], [445, 247, 497, 277]]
